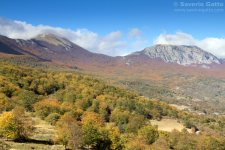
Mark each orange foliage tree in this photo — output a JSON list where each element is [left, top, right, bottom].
[[81, 112, 105, 128]]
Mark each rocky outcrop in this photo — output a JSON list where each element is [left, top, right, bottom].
[[125, 59, 134, 66], [129, 44, 221, 65]]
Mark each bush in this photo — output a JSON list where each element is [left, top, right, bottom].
[[209, 124, 216, 130], [68, 122, 84, 150], [124, 139, 143, 150], [45, 113, 61, 125], [0, 111, 33, 140], [18, 90, 39, 111], [200, 117, 210, 124], [138, 125, 158, 144], [118, 123, 126, 133], [33, 98, 61, 119], [125, 114, 147, 133], [12, 106, 26, 117], [184, 119, 194, 129]]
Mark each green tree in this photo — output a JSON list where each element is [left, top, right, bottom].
[[135, 103, 148, 117], [68, 122, 84, 150], [138, 125, 158, 144], [106, 124, 123, 150], [184, 119, 194, 129], [197, 136, 223, 150], [18, 90, 38, 111], [82, 121, 102, 149], [169, 129, 182, 148], [125, 114, 147, 133], [45, 113, 61, 125], [54, 113, 77, 149]]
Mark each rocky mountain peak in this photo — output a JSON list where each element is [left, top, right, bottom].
[[29, 32, 73, 50], [129, 45, 221, 66]]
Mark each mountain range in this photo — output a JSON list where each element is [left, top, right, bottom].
[[0, 32, 223, 67], [1, 33, 225, 114]]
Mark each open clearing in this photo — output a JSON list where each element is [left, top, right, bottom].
[[170, 104, 189, 110], [150, 119, 191, 132], [1, 115, 64, 150]]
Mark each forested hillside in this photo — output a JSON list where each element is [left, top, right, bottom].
[[1, 60, 225, 149]]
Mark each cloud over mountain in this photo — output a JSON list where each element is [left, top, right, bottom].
[[154, 31, 225, 58], [1, 16, 224, 58], [0, 17, 128, 56]]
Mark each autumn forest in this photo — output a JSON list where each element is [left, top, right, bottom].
[[0, 60, 225, 149]]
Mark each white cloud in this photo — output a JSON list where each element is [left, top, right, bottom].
[[0, 17, 127, 56], [127, 28, 143, 40], [154, 31, 225, 58], [103, 31, 122, 41], [131, 40, 148, 49], [126, 28, 148, 51]]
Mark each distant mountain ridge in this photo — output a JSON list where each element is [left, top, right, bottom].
[[0, 33, 222, 67], [128, 44, 221, 65], [0, 33, 118, 68]]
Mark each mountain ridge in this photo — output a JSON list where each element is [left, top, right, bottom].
[[127, 44, 221, 66], [1, 33, 222, 67], [0, 33, 118, 67]]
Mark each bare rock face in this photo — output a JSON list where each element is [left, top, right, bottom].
[[125, 59, 134, 66], [129, 44, 221, 65]]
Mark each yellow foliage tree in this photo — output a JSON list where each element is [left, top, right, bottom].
[[106, 124, 123, 150], [81, 112, 105, 128], [0, 112, 18, 139], [197, 136, 222, 150], [12, 106, 34, 140], [33, 98, 61, 118], [54, 113, 78, 149], [0, 93, 7, 112], [0, 107, 33, 140]]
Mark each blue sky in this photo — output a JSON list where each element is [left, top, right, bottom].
[[0, 0, 225, 57]]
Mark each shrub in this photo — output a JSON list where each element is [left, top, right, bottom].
[[138, 125, 158, 144], [33, 98, 61, 119], [0, 111, 33, 140], [45, 113, 61, 125], [125, 114, 147, 133], [18, 90, 38, 111], [184, 119, 194, 129]]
